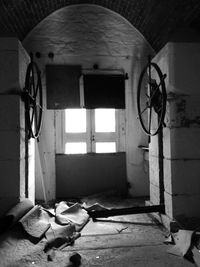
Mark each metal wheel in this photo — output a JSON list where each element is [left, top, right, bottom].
[[24, 60, 43, 139], [137, 60, 167, 136]]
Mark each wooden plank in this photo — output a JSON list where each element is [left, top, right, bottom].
[[46, 65, 81, 109]]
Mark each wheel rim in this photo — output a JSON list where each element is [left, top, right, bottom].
[[24, 61, 43, 139], [137, 62, 167, 136]]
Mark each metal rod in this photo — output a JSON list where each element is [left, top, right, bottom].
[[158, 128, 165, 207], [148, 56, 152, 143], [88, 205, 165, 219]]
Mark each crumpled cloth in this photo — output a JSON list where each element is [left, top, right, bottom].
[[82, 202, 109, 212], [55, 201, 89, 231], [19, 205, 50, 238], [45, 219, 76, 243]]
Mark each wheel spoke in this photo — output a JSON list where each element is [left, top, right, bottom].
[[35, 106, 38, 132], [27, 93, 34, 101], [148, 74, 166, 102], [35, 102, 43, 110], [146, 93, 150, 98], [147, 59, 153, 135], [31, 66, 36, 96], [138, 105, 149, 118], [148, 104, 152, 135], [30, 106, 36, 127], [148, 56, 151, 87], [34, 81, 40, 99]]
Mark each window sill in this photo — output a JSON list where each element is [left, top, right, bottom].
[[56, 152, 125, 156]]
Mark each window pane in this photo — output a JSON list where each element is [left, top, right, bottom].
[[65, 109, 86, 133], [95, 109, 115, 132], [65, 142, 86, 154], [96, 142, 116, 153]]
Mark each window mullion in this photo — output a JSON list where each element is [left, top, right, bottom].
[[116, 110, 120, 152], [118, 109, 126, 152], [86, 109, 92, 152], [62, 110, 65, 153], [90, 109, 95, 152]]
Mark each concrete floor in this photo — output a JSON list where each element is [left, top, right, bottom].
[[0, 197, 195, 266], [62, 213, 194, 267]]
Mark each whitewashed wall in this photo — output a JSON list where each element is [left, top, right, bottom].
[[150, 29, 200, 225], [0, 38, 32, 216]]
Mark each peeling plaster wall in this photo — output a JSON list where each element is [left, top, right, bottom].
[[0, 38, 32, 216], [150, 29, 200, 223], [23, 4, 153, 200]]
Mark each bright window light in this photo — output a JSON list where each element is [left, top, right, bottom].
[[65, 109, 86, 133], [96, 142, 116, 153], [65, 142, 87, 154], [95, 109, 115, 132]]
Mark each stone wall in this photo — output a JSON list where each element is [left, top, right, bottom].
[[150, 39, 200, 223], [0, 37, 33, 216]]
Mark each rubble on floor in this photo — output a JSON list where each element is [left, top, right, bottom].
[[55, 201, 89, 230], [0, 199, 91, 266], [0, 194, 116, 266], [166, 229, 200, 266], [162, 214, 200, 265], [0, 193, 196, 266]]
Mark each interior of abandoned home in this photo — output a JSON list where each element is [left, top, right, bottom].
[[1, 0, 200, 266]]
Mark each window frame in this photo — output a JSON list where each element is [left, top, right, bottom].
[[55, 108, 126, 154]]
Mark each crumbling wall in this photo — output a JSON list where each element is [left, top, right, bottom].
[[0, 37, 33, 216], [150, 34, 200, 223]]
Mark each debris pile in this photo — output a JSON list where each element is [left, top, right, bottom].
[[0, 199, 96, 265], [0, 198, 110, 265], [166, 229, 200, 266]]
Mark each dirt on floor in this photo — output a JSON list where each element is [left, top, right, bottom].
[[0, 195, 195, 267]]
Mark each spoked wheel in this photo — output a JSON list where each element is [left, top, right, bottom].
[[137, 60, 167, 136], [24, 60, 43, 139]]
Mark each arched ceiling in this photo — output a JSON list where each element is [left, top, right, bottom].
[[23, 5, 153, 59], [0, 0, 200, 52]]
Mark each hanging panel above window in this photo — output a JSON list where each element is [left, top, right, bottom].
[[83, 74, 125, 109], [46, 65, 81, 109]]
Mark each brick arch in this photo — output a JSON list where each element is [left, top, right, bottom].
[[0, 0, 200, 52]]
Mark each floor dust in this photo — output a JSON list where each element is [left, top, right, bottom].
[[0, 196, 194, 266]]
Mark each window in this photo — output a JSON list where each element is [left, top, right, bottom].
[[95, 109, 115, 132], [56, 108, 126, 154], [65, 109, 86, 133], [65, 142, 87, 154], [96, 142, 116, 153]]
